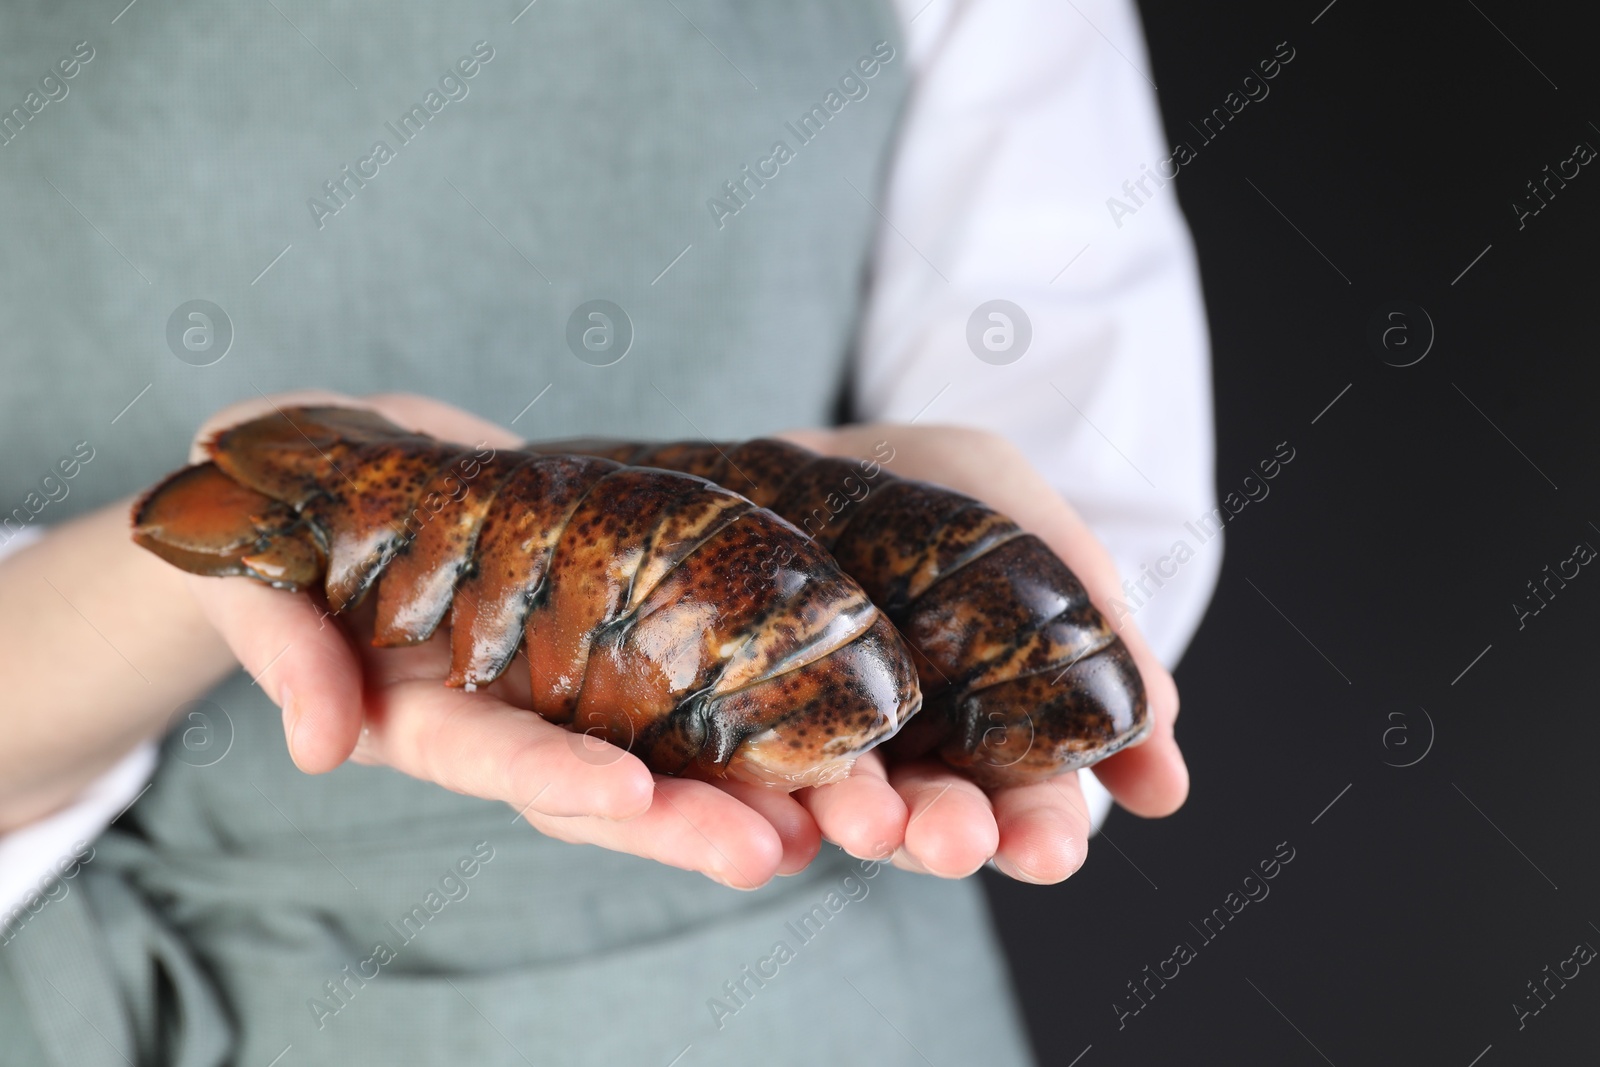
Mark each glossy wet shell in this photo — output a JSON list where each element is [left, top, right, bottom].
[[131, 407, 921, 789], [532, 437, 1149, 787]]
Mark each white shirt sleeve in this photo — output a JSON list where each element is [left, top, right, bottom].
[[875, 0, 1220, 669], [877, 0, 1221, 826]]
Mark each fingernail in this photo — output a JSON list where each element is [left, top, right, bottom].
[[280, 686, 305, 770], [708, 870, 759, 892], [844, 839, 897, 864], [991, 856, 1051, 885], [350, 725, 376, 766], [890, 846, 931, 875]]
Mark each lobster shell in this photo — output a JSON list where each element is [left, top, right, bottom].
[[131, 407, 920, 789], [530, 437, 1149, 788]]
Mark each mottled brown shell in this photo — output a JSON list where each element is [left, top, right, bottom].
[[131, 408, 920, 788], [533, 437, 1149, 787]]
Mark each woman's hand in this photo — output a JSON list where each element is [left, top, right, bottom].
[[185, 392, 822, 889], [779, 424, 1188, 885], [186, 395, 1182, 890]]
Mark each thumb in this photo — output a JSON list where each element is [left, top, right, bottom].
[[186, 573, 364, 773]]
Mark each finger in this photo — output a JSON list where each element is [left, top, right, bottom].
[[362, 393, 523, 449], [716, 781, 823, 876], [1091, 690, 1188, 817], [1089, 559, 1185, 757], [1088, 619, 1187, 816], [529, 776, 785, 889], [181, 390, 379, 771], [989, 772, 1093, 884], [886, 761, 999, 878], [778, 425, 1191, 819], [1022, 481, 1190, 817], [185, 573, 362, 774], [359, 677, 655, 822], [796, 751, 906, 863]]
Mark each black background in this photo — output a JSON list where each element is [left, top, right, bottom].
[[983, 1, 1600, 1063]]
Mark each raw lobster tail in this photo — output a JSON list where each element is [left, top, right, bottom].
[[131, 407, 921, 788], [531, 438, 1148, 787]]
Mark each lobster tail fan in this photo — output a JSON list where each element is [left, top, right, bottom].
[[209, 406, 450, 611], [132, 462, 324, 589]]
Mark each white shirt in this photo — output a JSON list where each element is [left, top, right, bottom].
[[0, 0, 1217, 910]]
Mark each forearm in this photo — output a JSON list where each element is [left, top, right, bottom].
[[0, 500, 236, 830]]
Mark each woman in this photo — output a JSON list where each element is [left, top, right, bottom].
[[0, 0, 1216, 1062]]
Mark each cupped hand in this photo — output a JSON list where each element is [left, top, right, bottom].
[[183, 392, 818, 890], [780, 423, 1188, 885], [179, 396, 1180, 890]]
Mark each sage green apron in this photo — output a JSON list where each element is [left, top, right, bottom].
[[0, 2, 1035, 1063]]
